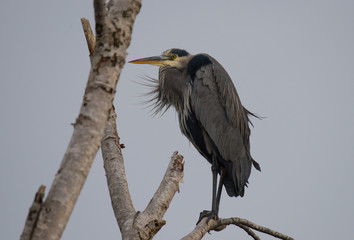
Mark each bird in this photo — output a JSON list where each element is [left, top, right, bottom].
[[129, 48, 261, 223]]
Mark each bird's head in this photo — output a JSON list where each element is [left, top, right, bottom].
[[129, 48, 191, 69]]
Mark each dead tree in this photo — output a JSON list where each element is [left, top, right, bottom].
[[21, 0, 295, 239]]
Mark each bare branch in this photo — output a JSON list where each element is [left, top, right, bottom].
[[94, 0, 107, 23], [144, 151, 184, 218], [20, 185, 46, 240], [182, 217, 295, 240], [134, 152, 184, 239], [236, 224, 260, 240], [101, 107, 137, 239], [80, 18, 96, 55]]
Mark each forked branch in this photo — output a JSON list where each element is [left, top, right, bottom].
[[101, 107, 184, 240], [182, 217, 295, 240]]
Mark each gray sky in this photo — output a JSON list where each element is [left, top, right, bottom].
[[1, 0, 354, 239]]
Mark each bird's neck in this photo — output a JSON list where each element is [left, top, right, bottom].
[[159, 66, 190, 112]]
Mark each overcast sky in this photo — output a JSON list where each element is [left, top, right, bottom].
[[1, 1, 354, 239]]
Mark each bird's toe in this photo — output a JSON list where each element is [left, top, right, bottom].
[[196, 210, 218, 225]]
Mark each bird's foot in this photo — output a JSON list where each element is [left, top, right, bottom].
[[196, 210, 218, 225]]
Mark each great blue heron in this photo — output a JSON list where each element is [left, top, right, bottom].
[[129, 48, 261, 222]]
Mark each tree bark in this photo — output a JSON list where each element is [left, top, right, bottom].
[[20, 1, 141, 239]]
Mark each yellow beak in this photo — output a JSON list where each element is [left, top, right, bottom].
[[129, 55, 170, 66]]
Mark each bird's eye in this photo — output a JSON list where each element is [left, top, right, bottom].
[[171, 54, 177, 60]]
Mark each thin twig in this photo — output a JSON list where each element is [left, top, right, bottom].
[[215, 217, 295, 240], [236, 223, 260, 240], [80, 18, 96, 55]]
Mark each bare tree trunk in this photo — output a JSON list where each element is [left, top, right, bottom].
[[20, 1, 141, 239]]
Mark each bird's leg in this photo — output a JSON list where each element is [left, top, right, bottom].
[[215, 167, 226, 215], [210, 159, 218, 215], [197, 158, 219, 224]]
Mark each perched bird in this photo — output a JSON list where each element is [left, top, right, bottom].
[[129, 48, 260, 222]]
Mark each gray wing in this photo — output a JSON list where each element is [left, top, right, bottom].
[[188, 54, 259, 196]]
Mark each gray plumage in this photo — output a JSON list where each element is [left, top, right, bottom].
[[129, 48, 260, 220]]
